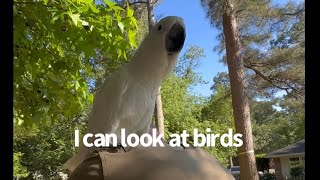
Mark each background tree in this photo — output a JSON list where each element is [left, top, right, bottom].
[[162, 45, 238, 166], [200, 84, 237, 166], [211, 0, 305, 103], [251, 99, 304, 155], [145, 0, 166, 137], [162, 45, 206, 140], [14, 0, 138, 125], [14, 0, 138, 178], [201, 0, 305, 178], [201, 0, 259, 179]]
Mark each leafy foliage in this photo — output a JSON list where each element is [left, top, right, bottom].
[[14, 0, 138, 178], [200, 85, 236, 165], [290, 165, 304, 177], [14, 119, 80, 179], [14, 0, 138, 126], [162, 45, 237, 165], [161, 46, 206, 140], [251, 99, 304, 154], [14, 152, 30, 179], [260, 173, 276, 180]]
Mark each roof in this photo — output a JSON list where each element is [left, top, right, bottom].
[[265, 139, 305, 158]]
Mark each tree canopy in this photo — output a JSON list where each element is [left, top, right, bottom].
[[14, 0, 138, 126], [14, 0, 138, 178]]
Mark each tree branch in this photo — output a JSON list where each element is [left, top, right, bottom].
[[283, 8, 305, 16], [244, 65, 290, 91], [236, 8, 246, 14], [245, 64, 305, 102]]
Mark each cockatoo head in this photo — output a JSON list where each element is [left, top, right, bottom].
[[129, 16, 186, 85], [149, 16, 186, 60], [157, 16, 186, 55]]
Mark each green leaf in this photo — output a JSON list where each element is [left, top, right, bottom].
[[123, 51, 127, 60], [126, 4, 134, 17], [43, 106, 50, 113], [104, 0, 116, 8], [128, 29, 137, 47], [75, 81, 80, 90], [117, 50, 122, 59], [69, 13, 80, 26], [87, 93, 94, 104], [78, 5, 90, 13], [81, 20, 89, 26], [116, 14, 122, 22], [43, 0, 49, 5], [101, 33, 108, 38], [89, 3, 100, 13], [81, 89, 87, 98], [118, 22, 125, 33], [51, 12, 66, 23], [121, 17, 131, 27]]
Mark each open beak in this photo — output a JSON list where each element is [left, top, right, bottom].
[[165, 22, 186, 54]]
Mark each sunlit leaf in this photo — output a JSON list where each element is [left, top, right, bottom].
[[89, 3, 100, 13], [118, 22, 125, 33], [128, 29, 137, 47], [69, 13, 80, 26], [126, 4, 134, 17], [87, 93, 94, 104], [104, 0, 116, 8]]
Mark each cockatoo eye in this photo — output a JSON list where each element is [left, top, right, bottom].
[[158, 25, 162, 31]]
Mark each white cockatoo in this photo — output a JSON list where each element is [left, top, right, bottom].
[[63, 16, 186, 172]]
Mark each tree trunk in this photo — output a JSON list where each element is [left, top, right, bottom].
[[229, 156, 233, 168], [146, 0, 165, 137], [222, 0, 259, 179], [155, 86, 165, 135], [146, 0, 156, 32]]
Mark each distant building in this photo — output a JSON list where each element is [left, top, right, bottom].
[[265, 140, 305, 180]]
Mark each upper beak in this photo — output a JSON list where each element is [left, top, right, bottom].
[[165, 21, 186, 54]]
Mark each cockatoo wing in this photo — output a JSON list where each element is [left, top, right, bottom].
[[87, 65, 156, 137], [63, 66, 156, 172]]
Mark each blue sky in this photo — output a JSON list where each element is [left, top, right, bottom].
[[154, 0, 303, 98], [155, 0, 227, 97]]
